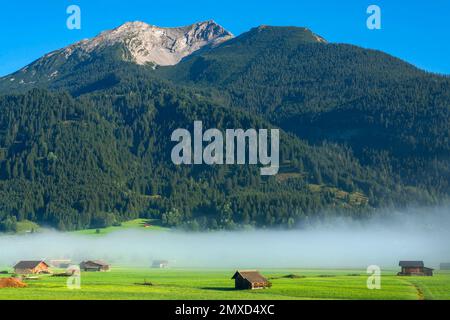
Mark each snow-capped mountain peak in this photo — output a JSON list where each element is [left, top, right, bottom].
[[68, 20, 234, 66]]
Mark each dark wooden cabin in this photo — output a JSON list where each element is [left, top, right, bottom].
[[14, 260, 50, 275], [231, 270, 270, 290], [80, 260, 110, 272], [398, 261, 433, 276]]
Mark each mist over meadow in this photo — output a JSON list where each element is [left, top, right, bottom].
[[1, 207, 449, 269]]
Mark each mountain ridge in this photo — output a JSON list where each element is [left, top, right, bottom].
[[0, 20, 234, 90], [0, 22, 449, 231], [73, 20, 234, 66]]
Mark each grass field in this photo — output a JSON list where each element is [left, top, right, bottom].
[[1, 218, 167, 236], [1, 219, 449, 300], [15, 220, 41, 234], [1, 268, 449, 300], [71, 219, 168, 235]]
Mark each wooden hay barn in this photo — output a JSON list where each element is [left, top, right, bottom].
[[14, 261, 50, 275], [152, 260, 169, 268], [398, 261, 433, 276], [80, 260, 110, 272], [231, 270, 270, 290]]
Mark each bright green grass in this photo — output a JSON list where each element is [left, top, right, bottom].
[[15, 220, 41, 234], [71, 219, 168, 236], [405, 272, 450, 300], [1, 268, 449, 300]]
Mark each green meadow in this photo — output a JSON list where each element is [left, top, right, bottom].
[[1, 268, 449, 300], [2, 219, 167, 236], [1, 220, 449, 300], [71, 219, 168, 236]]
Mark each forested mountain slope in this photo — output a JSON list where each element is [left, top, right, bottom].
[[160, 25, 450, 196], [0, 78, 399, 231], [0, 24, 448, 231]]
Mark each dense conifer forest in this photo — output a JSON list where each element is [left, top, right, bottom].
[[0, 26, 448, 231]]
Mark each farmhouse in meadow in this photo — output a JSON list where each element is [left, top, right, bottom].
[[80, 260, 110, 272], [398, 261, 433, 276], [14, 260, 51, 275], [232, 270, 270, 290], [152, 260, 169, 268]]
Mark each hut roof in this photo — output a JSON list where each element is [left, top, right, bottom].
[[399, 261, 424, 267], [14, 260, 48, 269], [82, 260, 109, 266], [232, 270, 268, 283]]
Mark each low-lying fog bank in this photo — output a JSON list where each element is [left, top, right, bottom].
[[1, 207, 449, 269]]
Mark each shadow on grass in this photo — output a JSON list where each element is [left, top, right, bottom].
[[200, 287, 238, 292]]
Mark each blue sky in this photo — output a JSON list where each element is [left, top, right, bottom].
[[0, 0, 449, 76]]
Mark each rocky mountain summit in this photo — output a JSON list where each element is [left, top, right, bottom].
[[1, 20, 233, 87], [70, 20, 234, 66]]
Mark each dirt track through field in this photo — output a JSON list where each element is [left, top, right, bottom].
[[413, 283, 425, 300], [397, 278, 425, 300]]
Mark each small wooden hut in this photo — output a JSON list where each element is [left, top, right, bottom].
[[231, 270, 270, 290], [398, 261, 433, 276], [14, 261, 50, 275], [80, 260, 110, 272]]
